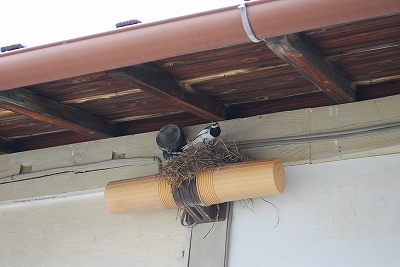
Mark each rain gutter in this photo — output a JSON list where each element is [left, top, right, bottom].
[[0, 0, 399, 91]]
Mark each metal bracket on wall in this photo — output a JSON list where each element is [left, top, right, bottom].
[[173, 179, 228, 226], [182, 203, 228, 226]]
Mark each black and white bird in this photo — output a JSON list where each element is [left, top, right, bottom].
[[182, 122, 221, 150]]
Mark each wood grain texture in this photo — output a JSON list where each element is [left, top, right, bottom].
[[0, 136, 14, 154], [266, 34, 356, 103], [357, 80, 400, 100], [0, 115, 64, 138], [108, 65, 228, 121], [304, 14, 400, 56], [194, 69, 317, 104], [10, 113, 206, 152], [231, 92, 336, 118], [329, 45, 400, 83], [120, 112, 207, 136], [13, 131, 95, 152], [152, 42, 276, 79], [0, 88, 119, 139]]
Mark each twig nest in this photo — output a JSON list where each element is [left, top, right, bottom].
[[158, 142, 251, 189]]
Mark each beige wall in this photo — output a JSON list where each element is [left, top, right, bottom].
[[0, 191, 186, 267]]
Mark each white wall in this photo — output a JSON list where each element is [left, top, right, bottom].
[[228, 153, 400, 267], [0, 192, 186, 267]]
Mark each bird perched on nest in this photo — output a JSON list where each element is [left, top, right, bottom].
[[182, 122, 221, 150]]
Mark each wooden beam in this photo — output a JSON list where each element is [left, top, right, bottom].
[[13, 112, 207, 152], [0, 136, 14, 154], [231, 92, 336, 118], [120, 112, 207, 136], [266, 34, 356, 103], [107, 65, 228, 121], [8, 92, 335, 152], [357, 80, 400, 101], [12, 131, 95, 152], [0, 88, 119, 139]]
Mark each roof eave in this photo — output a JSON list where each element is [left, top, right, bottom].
[[0, 0, 399, 91]]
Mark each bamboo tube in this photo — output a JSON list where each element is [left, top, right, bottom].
[[104, 159, 285, 213], [196, 159, 285, 206], [104, 175, 178, 214]]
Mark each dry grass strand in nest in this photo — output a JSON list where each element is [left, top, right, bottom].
[[158, 141, 251, 189]]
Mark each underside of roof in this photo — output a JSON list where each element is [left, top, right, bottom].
[[0, 0, 399, 154]]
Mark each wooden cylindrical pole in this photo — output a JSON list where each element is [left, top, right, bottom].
[[104, 159, 285, 213]]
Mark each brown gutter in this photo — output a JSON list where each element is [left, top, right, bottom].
[[1, 0, 399, 91]]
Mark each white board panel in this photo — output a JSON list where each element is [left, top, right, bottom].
[[227, 153, 400, 267]]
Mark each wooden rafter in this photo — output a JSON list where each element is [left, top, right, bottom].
[[266, 34, 356, 103], [12, 132, 94, 152], [0, 136, 14, 154], [11, 113, 205, 152], [0, 88, 119, 139], [232, 92, 337, 118], [107, 65, 228, 121], [120, 113, 207, 136]]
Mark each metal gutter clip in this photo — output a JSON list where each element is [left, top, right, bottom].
[[238, 3, 264, 43]]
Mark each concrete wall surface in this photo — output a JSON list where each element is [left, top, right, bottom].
[[228, 153, 400, 267], [1, 151, 399, 266], [0, 192, 186, 267]]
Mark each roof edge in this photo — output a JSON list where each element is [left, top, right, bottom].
[[0, 0, 399, 91]]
